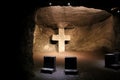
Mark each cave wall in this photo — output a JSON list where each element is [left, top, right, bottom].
[[20, 15, 35, 80], [33, 6, 117, 54], [113, 14, 120, 51], [19, 6, 120, 80]]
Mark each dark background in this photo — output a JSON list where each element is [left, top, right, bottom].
[[3, 0, 119, 80]]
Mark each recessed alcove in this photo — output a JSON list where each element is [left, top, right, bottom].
[[33, 6, 114, 63], [19, 5, 120, 80]]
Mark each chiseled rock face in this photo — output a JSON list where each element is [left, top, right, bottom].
[[33, 6, 115, 53]]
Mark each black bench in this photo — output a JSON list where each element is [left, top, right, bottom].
[[64, 57, 79, 75], [105, 52, 120, 70], [41, 56, 56, 74]]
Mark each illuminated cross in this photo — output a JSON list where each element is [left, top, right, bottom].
[[52, 28, 70, 52]]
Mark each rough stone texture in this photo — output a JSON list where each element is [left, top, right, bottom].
[[17, 6, 120, 80], [33, 6, 116, 53]]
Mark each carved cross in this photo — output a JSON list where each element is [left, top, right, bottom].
[[52, 28, 70, 52]]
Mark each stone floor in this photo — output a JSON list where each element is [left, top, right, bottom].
[[32, 59, 120, 80]]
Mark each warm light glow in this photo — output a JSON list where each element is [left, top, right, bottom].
[[33, 6, 113, 69], [33, 51, 104, 68]]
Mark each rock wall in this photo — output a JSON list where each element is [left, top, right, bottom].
[[20, 15, 35, 80], [18, 6, 120, 80], [33, 6, 116, 53]]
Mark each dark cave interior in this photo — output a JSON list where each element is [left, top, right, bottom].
[[8, 0, 120, 80]]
